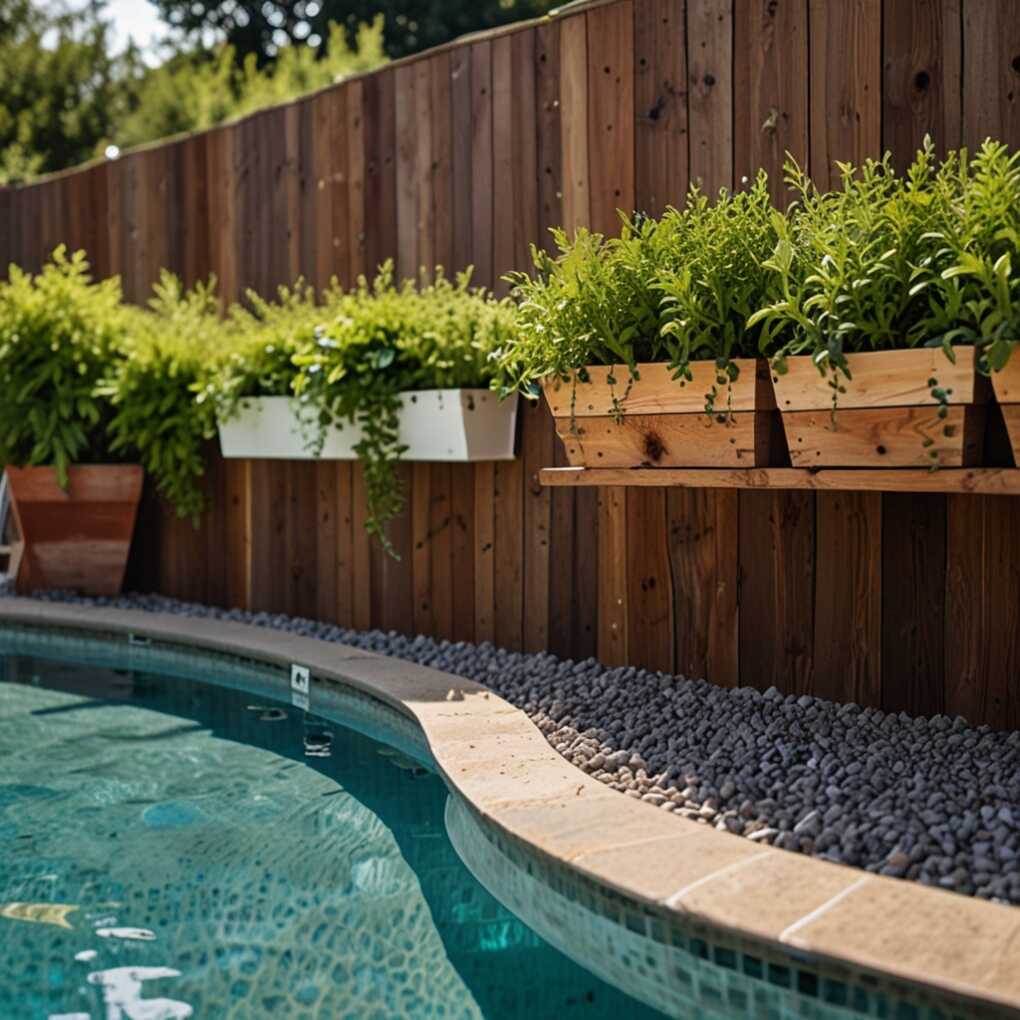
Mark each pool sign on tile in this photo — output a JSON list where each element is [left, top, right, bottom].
[[291, 663, 310, 711]]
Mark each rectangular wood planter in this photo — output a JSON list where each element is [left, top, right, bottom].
[[990, 347, 1020, 466], [542, 360, 777, 468], [6, 464, 144, 596], [217, 390, 519, 461], [772, 348, 988, 468]]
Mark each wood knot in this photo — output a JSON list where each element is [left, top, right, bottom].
[[643, 431, 666, 462]]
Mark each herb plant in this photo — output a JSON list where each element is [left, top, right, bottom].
[[0, 247, 126, 485], [291, 263, 514, 552], [496, 173, 784, 416]]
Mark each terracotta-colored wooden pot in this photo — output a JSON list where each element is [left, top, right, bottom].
[[990, 348, 1020, 467], [6, 464, 144, 596], [771, 347, 989, 468], [542, 359, 778, 468]]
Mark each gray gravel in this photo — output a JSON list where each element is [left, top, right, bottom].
[[12, 590, 1020, 906]]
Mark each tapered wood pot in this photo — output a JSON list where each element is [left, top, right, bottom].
[[542, 359, 778, 468], [6, 464, 144, 596], [772, 348, 989, 468], [990, 347, 1020, 467]]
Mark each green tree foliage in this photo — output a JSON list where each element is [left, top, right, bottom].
[[0, 1, 385, 180], [113, 19, 386, 150], [0, 0, 133, 182], [147, 0, 557, 63]]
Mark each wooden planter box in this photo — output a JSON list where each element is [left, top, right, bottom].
[[990, 346, 1020, 466], [542, 359, 776, 468], [217, 390, 519, 461], [772, 348, 988, 468], [6, 464, 143, 596]]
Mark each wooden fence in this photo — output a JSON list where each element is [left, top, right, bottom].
[[2, 0, 1020, 727]]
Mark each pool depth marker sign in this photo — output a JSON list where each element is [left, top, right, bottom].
[[290, 663, 310, 711]]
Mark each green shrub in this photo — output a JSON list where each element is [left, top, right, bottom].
[[291, 263, 515, 551], [911, 140, 1020, 373], [101, 272, 222, 522], [496, 173, 784, 415], [0, 247, 126, 484]]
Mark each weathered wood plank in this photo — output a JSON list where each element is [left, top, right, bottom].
[[808, 0, 882, 186], [450, 44, 474, 273], [626, 488, 674, 672], [734, 0, 808, 206], [597, 486, 629, 665], [881, 493, 947, 718], [961, 0, 1020, 151], [882, 0, 962, 168], [474, 461, 496, 642], [522, 399, 553, 653], [394, 63, 419, 282], [634, 0, 689, 217], [431, 52, 454, 271], [738, 490, 815, 694], [813, 492, 882, 705], [470, 40, 494, 288], [492, 34, 516, 292], [559, 14, 590, 231], [687, 0, 733, 192], [667, 489, 739, 685]]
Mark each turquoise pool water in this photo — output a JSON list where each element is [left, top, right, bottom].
[[0, 650, 668, 1020]]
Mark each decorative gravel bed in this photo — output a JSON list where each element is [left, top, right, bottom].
[[11, 591, 1020, 907]]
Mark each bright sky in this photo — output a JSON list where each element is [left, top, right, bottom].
[[102, 0, 164, 55]]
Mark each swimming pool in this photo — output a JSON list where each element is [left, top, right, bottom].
[[0, 643, 667, 1019]]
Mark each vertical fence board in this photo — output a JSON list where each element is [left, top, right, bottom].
[[493, 35, 516, 290], [450, 463, 476, 642], [734, 0, 808, 205], [395, 64, 419, 281], [474, 462, 496, 642], [634, 0, 689, 217], [412, 462, 434, 635], [882, 0, 962, 168], [687, 0, 732, 192], [668, 490, 739, 685], [808, 0, 882, 186], [470, 41, 495, 288], [881, 493, 947, 718], [597, 487, 629, 666], [813, 492, 882, 706], [738, 491, 815, 694], [961, 0, 1020, 151], [560, 15, 590, 231], [522, 401, 553, 653], [450, 44, 474, 273], [627, 490, 675, 673], [431, 52, 455, 271]]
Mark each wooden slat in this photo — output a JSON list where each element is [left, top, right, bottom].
[[945, 496, 1020, 727], [429, 464, 454, 639], [881, 493, 947, 718], [473, 462, 496, 641], [667, 489, 739, 685], [412, 462, 434, 634], [351, 463, 373, 630], [961, 0, 1020, 151], [733, 0, 808, 206], [345, 80, 367, 281], [470, 40, 495, 288], [512, 29, 539, 281], [738, 490, 815, 694], [449, 463, 476, 642], [494, 458, 525, 651], [395, 63, 419, 281], [450, 44, 474, 273], [882, 0, 962, 168], [597, 486, 629, 665], [808, 0, 882, 186], [492, 34, 516, 290], [559, 14, 590, 231], [535, 19, 564, 255], [431, 52, 454, 271], [522, 400, 553, 653], [587, 0, 635, 234], [687, 0, 733, 193], [539, 466, 1020, 493], [323, 88, 347, 288], [626, 488, 674, 672], [634, 0, 689, 217], [363, 70, 398, 276], [414, 58, 435, 275], [813, 492, 882, 705]]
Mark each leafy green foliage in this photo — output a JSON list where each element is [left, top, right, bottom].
[[0, 248, 125, 484], [909, 140, 1020, 374], [747, 142, 963, 382], [497, 174, 784, 412], [101, 274, 222, 522], [113, 21, 386, 152], [289, 264, 515, 551], [0, 0, 130, 182]]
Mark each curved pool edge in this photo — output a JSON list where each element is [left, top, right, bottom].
[[1, 598, 1017, 1018]]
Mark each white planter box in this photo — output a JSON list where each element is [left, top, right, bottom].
[[217, 390, 519, 461]]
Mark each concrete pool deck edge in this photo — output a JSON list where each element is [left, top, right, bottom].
[[2, 598, 1018, 1015]]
